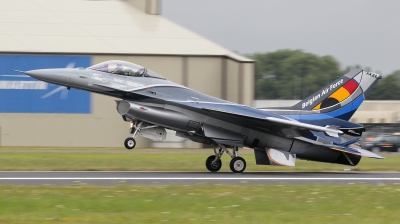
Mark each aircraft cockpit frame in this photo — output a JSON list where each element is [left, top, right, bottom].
[[88, 60, 165, 79]]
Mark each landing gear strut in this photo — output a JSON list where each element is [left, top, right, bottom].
[[205, 144, 246, 173], [129, 120, 136, 134], [124, 120, 164, 149], [124, 120, 142, 149]]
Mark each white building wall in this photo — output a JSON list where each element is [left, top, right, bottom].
[[226, 59, 240, 103], [187, 57, 223, 98], [0, 0, 255, 148], [0, 54, 254, 148]]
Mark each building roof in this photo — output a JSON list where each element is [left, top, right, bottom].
[[0, 0, 252, 62]]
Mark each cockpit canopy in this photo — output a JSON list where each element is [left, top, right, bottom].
[[88, 60, 165, 79]]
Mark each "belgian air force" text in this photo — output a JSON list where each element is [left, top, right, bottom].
[[302, 79, 343, 109]]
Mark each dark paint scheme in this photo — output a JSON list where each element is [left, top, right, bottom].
[[23, 60, 384, 172]]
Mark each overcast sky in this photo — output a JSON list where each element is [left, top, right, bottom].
[[162, 0, 400, 75]]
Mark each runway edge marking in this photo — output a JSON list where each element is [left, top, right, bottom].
[[1, 178, 400, 180]]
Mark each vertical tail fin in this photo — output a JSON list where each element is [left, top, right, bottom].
[[293, 69, 382, 120]]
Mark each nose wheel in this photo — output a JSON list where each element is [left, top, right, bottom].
[[124, 137, 136, 149]]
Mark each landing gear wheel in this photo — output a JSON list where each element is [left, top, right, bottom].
[[205, 155, 222, 172], [124, 137, 136, 149], [230, 157, 246, 173]]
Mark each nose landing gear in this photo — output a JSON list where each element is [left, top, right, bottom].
[[124, 120, 142, 149], [124, 120, 167, 149], [124, 138, 136, 149]]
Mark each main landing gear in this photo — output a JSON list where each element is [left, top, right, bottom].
[[205, 144, 246, 173], [124, 120, 142, 149]]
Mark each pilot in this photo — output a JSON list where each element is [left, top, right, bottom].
[[108, 63, 124, 75], [122, 67, 134, 76], [107, 63, 118, 73]]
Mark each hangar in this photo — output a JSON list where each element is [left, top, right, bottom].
[[0, 0, 254, 148]]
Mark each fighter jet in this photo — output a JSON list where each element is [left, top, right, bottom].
[[22, 60, 383, 173]]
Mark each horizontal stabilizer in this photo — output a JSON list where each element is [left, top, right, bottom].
[[327, 144, 383, 159], [294, 136, 383, 159]]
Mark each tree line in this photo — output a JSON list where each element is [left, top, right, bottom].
[[249, 50, 400, 100]]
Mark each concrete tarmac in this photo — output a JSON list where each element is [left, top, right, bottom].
[[1, 171, 400, 186]]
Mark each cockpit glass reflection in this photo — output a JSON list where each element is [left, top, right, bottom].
[[88, 60, 165, 79]]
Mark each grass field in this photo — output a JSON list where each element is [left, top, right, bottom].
[[0, 147, 399, 171], [0, 185, 399, 224], [1, 148, 399, 224]]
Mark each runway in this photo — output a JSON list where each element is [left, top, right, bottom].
[[1, 171, 400, 185]]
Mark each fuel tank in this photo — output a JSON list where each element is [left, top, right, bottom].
[[116, 100, 200, 132]]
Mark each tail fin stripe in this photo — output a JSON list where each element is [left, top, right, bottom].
[[313, 78, 362, 111], [299, 94, 364, 121], [329, 87, 351, 102], [320, 78, 360, 109], [342, 79, 358, 94], [294, 69, 381, 121], [312, 103, 321, 110]]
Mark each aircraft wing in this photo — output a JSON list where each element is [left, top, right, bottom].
[[202, 107, 343, 137]]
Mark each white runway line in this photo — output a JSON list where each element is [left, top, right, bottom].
[[1, 178, 400, 180]]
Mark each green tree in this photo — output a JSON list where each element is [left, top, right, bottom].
[[251, 49, 400, 100], [250, 50, 341, 99], [367, 73, 400, 100], [389, 70, 400, 83]]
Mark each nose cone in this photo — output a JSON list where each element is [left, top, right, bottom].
[[25, 69, 54, 81], [24, 68, 76, 86]]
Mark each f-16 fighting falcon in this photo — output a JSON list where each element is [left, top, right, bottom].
[[21, 60, 383, 173]]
